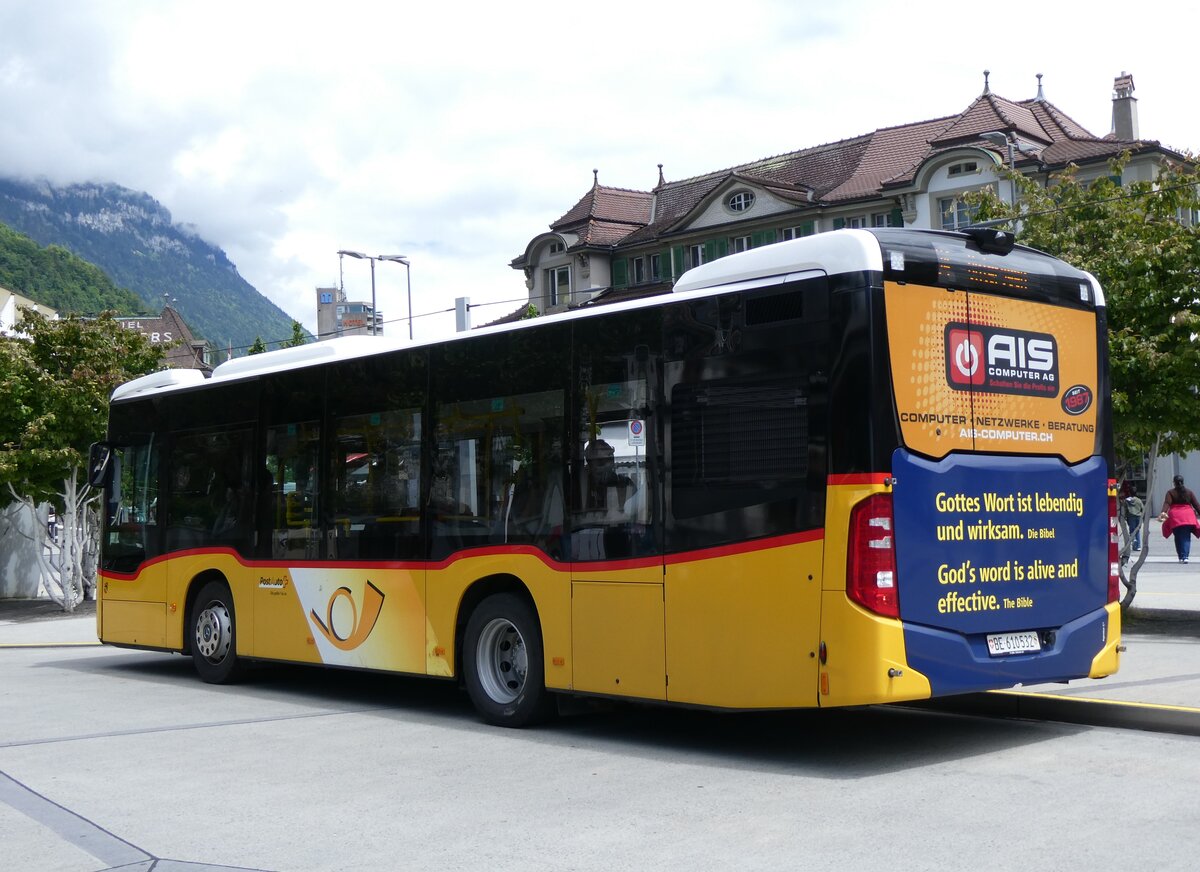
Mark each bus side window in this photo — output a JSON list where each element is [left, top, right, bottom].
[[265, 422, 321, 560], [570, 308, 662, 562], [330, 408, 422, 560], [165, 428, 253, 555], [431, 388, 565, 558], [429, 328, 569, 562]]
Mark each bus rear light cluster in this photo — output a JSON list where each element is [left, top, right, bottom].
[[847, 493, 899, 618], [1108, 490, 1120, 603]]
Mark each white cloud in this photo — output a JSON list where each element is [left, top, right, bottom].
[[1, 0, 1198, 342]]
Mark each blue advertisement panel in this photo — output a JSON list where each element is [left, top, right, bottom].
[[892, 448, 1108, 635]]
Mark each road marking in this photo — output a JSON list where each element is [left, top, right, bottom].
[[0, 770, 150, 867], [995, 689, 1200, 715]]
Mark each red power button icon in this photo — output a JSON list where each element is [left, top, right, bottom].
[[947, 327, 985, 386]]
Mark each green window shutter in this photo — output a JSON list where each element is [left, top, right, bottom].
[[612, 257, 628, 288], [671, 246, 684, 278], [801, 221, 815, 237], [752, 229, 776, 247], [714, 238, 728, 259], [889, 207, 904, 228], [1109, 174, 1123, 186], [832, 217, 845, 230]]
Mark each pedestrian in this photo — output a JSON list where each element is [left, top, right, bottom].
[[1121, 481, 1144, 552], [1159, 474, 1200, 563]]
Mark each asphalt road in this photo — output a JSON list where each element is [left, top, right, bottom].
[[2, 644, 1198, 872]]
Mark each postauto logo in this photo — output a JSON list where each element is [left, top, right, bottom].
[[944, 323, 1059, 397]]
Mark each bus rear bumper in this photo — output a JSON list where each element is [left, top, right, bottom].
[[901, 605, 1115, 697]]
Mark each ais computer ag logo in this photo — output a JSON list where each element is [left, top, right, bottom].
[[944, 323, 1059, 397]]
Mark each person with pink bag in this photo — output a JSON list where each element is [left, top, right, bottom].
[[1159, 474, 1200, 563]]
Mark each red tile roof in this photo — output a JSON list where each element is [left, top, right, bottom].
[[551, 185, 652, 231], [524, 88, 1175, 257]]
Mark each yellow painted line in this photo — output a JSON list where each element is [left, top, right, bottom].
[[993, 689, 1200, 716]]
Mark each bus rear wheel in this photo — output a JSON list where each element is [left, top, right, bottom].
[[191, 580, 243, 684], [464, 593, 555, 727]]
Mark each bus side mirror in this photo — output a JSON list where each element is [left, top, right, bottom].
[[88, 442, 113, 488]]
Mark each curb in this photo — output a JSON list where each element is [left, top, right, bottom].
[[0, 641, 102, 649], [911, 689, 1200, 737]]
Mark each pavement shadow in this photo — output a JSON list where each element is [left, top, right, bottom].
[[45, 648, 1084, 779]]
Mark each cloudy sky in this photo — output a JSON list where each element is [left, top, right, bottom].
[[2, 1, 1198, 342]]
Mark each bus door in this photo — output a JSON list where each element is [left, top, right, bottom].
[[98, 429, 166, 648], [569, 310, 667, 701], [883, 259, 1111, 695]]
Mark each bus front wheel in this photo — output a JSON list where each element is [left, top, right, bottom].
[[464, 593, 555, 727], [190, 580, 243, 684]]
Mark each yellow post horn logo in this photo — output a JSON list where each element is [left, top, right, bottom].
[[310, 581, 385, 650]]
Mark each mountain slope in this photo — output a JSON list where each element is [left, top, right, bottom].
[[0, 178, 298, 352]]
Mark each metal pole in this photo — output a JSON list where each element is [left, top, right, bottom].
[[369, 256, 377, 336], [405, 260, 413, 340], [1007, 140, 1017, 207]]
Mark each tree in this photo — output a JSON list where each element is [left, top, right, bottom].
[[967, 153, 1200, 607], [279, 320, 307, 348], [248, 336, 267, 355], [0, 311, 163, 610]]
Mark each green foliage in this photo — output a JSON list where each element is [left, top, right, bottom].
[[0, 223, 147, 315], [521, 303, 540, 320], [278, 320, 307, 348], [248, 336, 268, 355], [965, 154, 1200, 467], [0, 311, 163, 507]]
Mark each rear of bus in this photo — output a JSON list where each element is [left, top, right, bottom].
[[824, 228, 1119, 705]]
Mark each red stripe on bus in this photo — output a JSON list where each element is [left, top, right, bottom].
[[98, 530, 827, 582], [662, 529, 824, 566], [827, 473, 889, 485]]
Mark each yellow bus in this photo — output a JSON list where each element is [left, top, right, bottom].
[[91, 228, 1120, 726]]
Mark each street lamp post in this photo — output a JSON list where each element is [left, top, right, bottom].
[[336, 250, 379, 335], [336, 251, 412, 339], [377, 255, 412, 340], [980, 131, 1017, 207]]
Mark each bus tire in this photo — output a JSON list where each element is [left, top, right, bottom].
[[190, 580, 243, 684], [464, 593, 555, 727]]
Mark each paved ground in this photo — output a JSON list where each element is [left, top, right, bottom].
[[3, 531, 1198, 723]]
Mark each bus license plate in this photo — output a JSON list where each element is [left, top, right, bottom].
[[986, 631, 1042, 656]]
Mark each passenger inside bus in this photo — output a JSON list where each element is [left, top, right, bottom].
[[583, 439, 635, 514]]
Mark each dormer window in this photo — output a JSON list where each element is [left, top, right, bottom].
[[548, 241, 565, 255], [948, 161, 979, 177], [726, 190, 755, 213]]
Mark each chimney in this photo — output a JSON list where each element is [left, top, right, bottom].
[[1111, 72, 1138, 140]]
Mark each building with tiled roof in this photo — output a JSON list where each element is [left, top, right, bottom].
[[114, 305, 212, 372], [510, 72, 1183, 317]]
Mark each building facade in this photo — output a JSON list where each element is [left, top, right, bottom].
[[512, 72, 1177, 316], [316, 286, 383, 339]]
